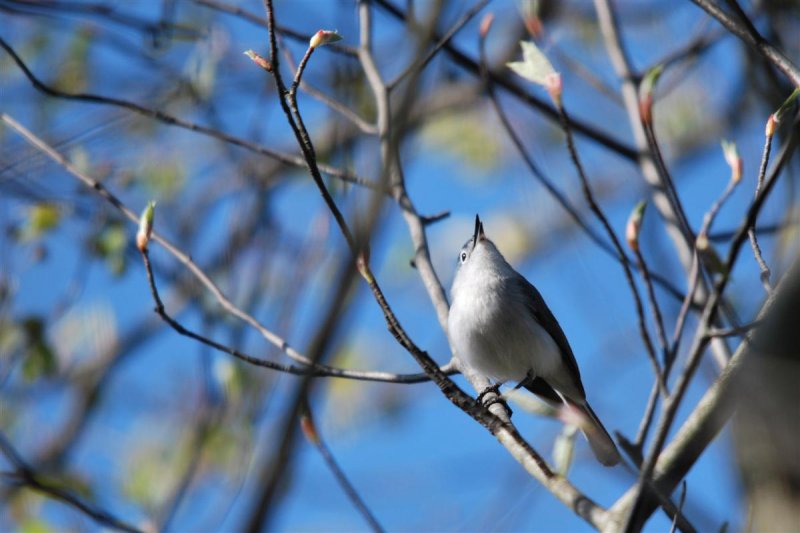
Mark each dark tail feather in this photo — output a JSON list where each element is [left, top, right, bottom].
[[522, 378, 620, 466], [569, 399, 620, 466]]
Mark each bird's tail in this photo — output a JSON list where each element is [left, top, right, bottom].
[[564, 399, 620, 467]]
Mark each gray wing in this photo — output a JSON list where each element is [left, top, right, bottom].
[[514, 276, 586, 399]]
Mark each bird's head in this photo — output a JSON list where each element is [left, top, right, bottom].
[[456, 214, 502, 270]]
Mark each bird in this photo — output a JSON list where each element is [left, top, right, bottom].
[[447, 215, 620, 466]]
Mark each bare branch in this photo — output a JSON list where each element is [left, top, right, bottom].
[[386, 0, 489, 91], [748, 116, 776, 292], [193, 0, 359, 56], [554, 100, 666, 396], [372, 0, 640, 161], [0, 112, 449, 385], [0, 36, 380, 192], [299, 406, 384, 532], [0, 432, 142, 533], [617, 114, 799, 530], [690, 0, 800, 87]]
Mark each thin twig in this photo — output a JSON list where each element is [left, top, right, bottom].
[[643, 121, 694, 244], [690, 0, 800, 87], [0, 37, 380, 192], [300, 406, 384, 532], [669, 253, 701, 369], [633, 382, 660, 451], [372, 0, 640, 161], [609, 257, 799, 528], [633, 247, 669, 360], [669, 481, 688, 533], [479, 35, 688, 304], [0, 432, 142, 533], [748, 124, 774, 292], [386, 0, 489, 91], [139, 245, 446, 382], [622, 116, 798, 530], [705, 321, 762, 339], [192, 0, 359, 56], [593, 0, 734, 373], [261, 0, 356, 250], [669, 177, 738, 369], [255, 2, 611, 527], [0, 112, 450, 385], [556, 103, 666, 396]]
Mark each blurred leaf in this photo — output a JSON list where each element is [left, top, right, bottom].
[[0, 320, 24, 356], [92, 222, 129, 276], [21, 317, 57, 381], [19, 517, 52, 533], [53, 301, 118, 368], [212, 356, 243, 402], [139, 159, 185, 199], [774, 87, 800, 121], [68, 145, 91, 175], [205, 424, 240, 468], [125, 456, 167, 509], [184, 34, 223, 100], [19, 204, 61, 241], [420, 110, 500, 171], [486, 215, 532, 264], [125, 445, 177, 509], [52, 27, 93, 92]]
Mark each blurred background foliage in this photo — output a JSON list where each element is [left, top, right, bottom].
[[0, 0, 798, 531]]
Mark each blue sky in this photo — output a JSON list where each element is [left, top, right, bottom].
[[2, 1, 794, 531]]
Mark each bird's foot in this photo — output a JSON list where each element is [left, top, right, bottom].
[[477, 384, 513, 417], [476, 383, 501, 404]]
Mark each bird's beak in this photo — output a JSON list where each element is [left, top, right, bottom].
[[472, 214, 485, 250]]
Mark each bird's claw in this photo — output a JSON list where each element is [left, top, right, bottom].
[[477, 384, 512, 417], [476, 383, 501, 404]]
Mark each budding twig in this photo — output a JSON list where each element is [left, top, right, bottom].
[[299, 405, 384, 532]]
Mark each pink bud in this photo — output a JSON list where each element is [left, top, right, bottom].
[[243, 50, 272, 72], [545, 72, 562, 107], [479, 13, 495, 39], [524, 15, 543, 38], [300, 413, 320, 445], [356, 248, 371, 280], [639, 93, 653, 126], [309, 30, 342, 49], [626, 201, 647, 252], [136, 201, 156, 252], [766, 113, 777, 137], [721, 140, 742, 184]]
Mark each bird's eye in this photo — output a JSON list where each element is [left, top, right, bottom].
[[460, 251, 467, 262]]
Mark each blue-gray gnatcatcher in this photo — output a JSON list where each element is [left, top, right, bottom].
[[447, 215, 620, 466]]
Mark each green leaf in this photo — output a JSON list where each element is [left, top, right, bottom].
[[640, 64, 664, 97], [774, 87, 800, 121], [507, 41, 557, 86], [140, 159, 185, 199], [420, 110, 501, 171], [20, 204, 61, 241], [52, 26, 93, 92], [19, 518, 52, 533], [21, 318, 57, 381], [93, 222, 128, 276]]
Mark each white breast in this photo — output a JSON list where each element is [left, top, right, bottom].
[[448, 262, 562, 384]]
